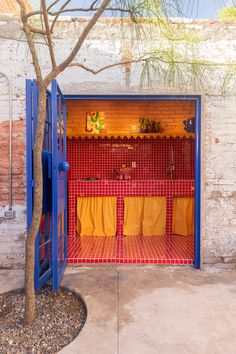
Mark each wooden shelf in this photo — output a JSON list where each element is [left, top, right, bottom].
[[66, 132, 195, 140]]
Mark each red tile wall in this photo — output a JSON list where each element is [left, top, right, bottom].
[[67, 179, 195, 264], [67, 137, 194, 181], [68, 179, 195, 239]]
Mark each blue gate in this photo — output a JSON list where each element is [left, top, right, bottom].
[[26, 79, 69, 291]]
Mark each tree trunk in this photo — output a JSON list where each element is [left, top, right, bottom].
[[24, 84, 47, 325]]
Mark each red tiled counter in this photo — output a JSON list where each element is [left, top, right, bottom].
[[68, 179, 194, 239]]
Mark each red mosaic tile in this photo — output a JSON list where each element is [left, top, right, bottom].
[[67, 179, 194, 239], [67, 235, 194, 264], [66, 136, 195, 265], [67, 137, 194, 181]]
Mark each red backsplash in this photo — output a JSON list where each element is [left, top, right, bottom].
[[67, 137, 194, 181]]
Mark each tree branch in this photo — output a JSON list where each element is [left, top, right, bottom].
[[50, 0, 71, 34], [28, 25, 47, 35], [44, 0, 112, 85], [25, 1, 137, 20], [49, 6, 134, 16], [42, 0, 56, 69], [69, 56, 236, 75], [91, 0, 100, 9], [0, 34, 47, 46], [69, 58, 148, 74], [58, 0, 111, 69], [17, 0, 43, 82], [47, 0, 62, 12], [26, 10, 43, 18], [25, 0, 63, 18]]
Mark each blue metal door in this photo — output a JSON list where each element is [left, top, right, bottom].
[[51, 80, 69, 291], [26, 79, 69, 291]]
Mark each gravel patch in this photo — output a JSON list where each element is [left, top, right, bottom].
[[0, 287, 87, 354]]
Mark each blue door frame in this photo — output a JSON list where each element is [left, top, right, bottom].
[[26, 80, 54, 290], [26, 80, 69, 292], [65, 94, 201, 269]]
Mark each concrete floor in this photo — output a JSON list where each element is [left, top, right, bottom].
[[60, 265, 236, 354], [1, 265, 236, 354]]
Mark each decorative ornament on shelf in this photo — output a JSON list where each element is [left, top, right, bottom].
[[140, 117, 147, 133], [86, 111, 105, 134], [114, 164, 132, 180], [140, 117, 162, 133], [183, 117, 195, 133]]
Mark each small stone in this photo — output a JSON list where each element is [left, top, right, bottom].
[[0, 287, 87, 353]]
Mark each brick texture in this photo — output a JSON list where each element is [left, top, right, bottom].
[[0, 119, 26, 205], [66, 100, 195, 137]]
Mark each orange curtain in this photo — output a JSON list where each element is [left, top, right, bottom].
[[172, 197, 194, 236], [124, 197, 166, 236], [77, 197, 117, 236], [143, 197, 166, 236], [124, 197, 144, 235]]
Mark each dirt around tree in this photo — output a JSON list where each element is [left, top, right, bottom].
[[0, 287, 87, 353]]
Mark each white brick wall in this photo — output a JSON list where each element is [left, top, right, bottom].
[[1, 15, 236, 266], [202, 96, 236, 262], [0, 205, 26, 268]]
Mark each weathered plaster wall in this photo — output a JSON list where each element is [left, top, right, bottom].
[[0, 14, 236, 266], [202, 96, 236, 263]]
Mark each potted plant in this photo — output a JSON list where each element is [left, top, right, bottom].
[[146, 119, 153, 133], [154, 120, 162, 133], [140, 117, 147, 133]]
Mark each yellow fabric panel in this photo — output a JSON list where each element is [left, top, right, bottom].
[[77, 197, 117, 236], [172, 197, 194, 236], [124, 197, 144, 235], [124, 196, 166, 236], [143, 197, 166, 236], [102, 197, 117, 236], [77, 197, 94, 236]]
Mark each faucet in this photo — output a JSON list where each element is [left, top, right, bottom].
[[167, 146, 175, 179]]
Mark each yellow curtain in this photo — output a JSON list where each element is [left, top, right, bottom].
[[124, 197, 144, 235], [124, 197, 166, 236], [172, 197, 194, 236], [77, 197, 117, 236], [143, 197, 166, 236]]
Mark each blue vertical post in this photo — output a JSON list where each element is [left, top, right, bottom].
[[194, 96, 201, 269], [32, 80, 38, 139], [52, 80, 59, 291], [63, 100, 68, 267], [26, 80, 33, 232]]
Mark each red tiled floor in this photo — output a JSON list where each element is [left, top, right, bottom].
[[67, 235, 194, 264]]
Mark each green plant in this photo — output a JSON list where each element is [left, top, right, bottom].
[[140, 117, 162, 132], [219, 6, 236, 21], [146, 119, 153, 132], [140, 117, 147, 130]]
